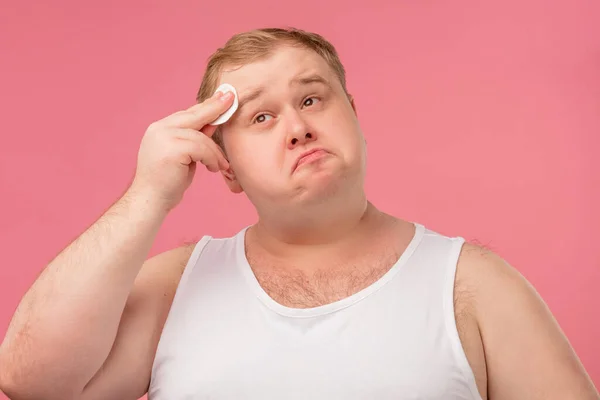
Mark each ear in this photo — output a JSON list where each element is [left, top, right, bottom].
[[348, 94, 357, 116], [347, 94, 365, 144], [221, 167, 244, 194]]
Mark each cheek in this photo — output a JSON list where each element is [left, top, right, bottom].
[[230, 135, 279, 178], [322, 116, 365, 167], [321, 109, 362, 147]]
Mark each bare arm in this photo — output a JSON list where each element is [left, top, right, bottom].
[[460, 243, 599, 399], [79, 242, 195, 400], [0, 91, 235, 400], [0, 190, 169, 400]]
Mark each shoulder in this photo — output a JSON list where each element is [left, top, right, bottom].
[[454, 241, 599, 398], [148, 242, 198, 269], [455, 241, 518, 293], [132, 241, 201, 302], [454, 241, 542, 320], [145, 242, 198, 274], [453, 240, 539, 335]]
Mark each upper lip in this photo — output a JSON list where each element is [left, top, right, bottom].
[[293, 148, 327, 172]]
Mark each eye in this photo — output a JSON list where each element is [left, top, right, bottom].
[[253, 114, 273, 124], [302, 97, 320, 108]]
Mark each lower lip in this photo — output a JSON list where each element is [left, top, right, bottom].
[[296, 150, 328, 170]]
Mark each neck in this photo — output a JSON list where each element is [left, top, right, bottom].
[[252, 191, 379, 249]]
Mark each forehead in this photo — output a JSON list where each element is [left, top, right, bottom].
[[217, 46, 339, 93]]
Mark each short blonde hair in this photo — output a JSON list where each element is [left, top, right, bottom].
[[196, 27, 349, 149]]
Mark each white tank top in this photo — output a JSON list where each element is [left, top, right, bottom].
[[149, 222, 483, 400]]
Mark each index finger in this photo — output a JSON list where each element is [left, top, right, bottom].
[[161, 91, 235, 132]]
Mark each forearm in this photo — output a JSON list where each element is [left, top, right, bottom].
[[0, 189, 168, 397]]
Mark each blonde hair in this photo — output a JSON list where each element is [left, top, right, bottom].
[[196, 27, 349, 149]]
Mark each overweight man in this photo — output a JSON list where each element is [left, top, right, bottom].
[[1, 27, 598, 400]]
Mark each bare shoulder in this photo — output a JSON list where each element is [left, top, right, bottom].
[[134, 242, 197, 294], [455, 242, 599, 399], [124, 242, 198, 311], [455, 241, 520, 295]]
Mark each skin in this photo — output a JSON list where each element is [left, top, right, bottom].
[[217, 46, 599, 399], [217, 46, 369, 247], [0, 44, 597, 400]]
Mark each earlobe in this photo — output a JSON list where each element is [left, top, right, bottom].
[[221, 168, 244, 194], [349, 94, 357, 116]]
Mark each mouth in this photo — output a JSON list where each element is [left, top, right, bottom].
[[293, 148, 329, 172]]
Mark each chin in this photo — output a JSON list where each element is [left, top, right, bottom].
[[291, 169, 355, 205]]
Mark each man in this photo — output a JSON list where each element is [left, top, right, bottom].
[[0, 27, 597, 400]]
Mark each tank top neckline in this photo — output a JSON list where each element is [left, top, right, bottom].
[[234, 222, 426, 318]]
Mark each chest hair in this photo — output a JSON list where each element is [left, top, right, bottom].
[[247, 248, 401, 309]]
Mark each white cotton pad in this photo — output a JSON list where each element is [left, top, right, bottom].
[[209, 83, 239, 126]]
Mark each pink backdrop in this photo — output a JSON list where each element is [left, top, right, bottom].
[[1, 0, 598, 398]]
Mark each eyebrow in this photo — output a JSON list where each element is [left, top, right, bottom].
[[237, 87, 265, 114], [290, 73, 331, 88], [236, 73, 330, 114]]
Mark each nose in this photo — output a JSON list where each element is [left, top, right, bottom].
[[285, 111, 316, 149], [288, 132, 316, 149]]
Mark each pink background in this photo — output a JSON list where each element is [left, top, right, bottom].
[[1, 0, 599, 398]]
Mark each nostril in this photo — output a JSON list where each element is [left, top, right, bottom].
[[306, 133, 312, 139], [291, 138, 298, 145]]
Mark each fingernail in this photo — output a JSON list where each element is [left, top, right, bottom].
[[220, 91, 233, 101], [213, 91, 224, 99]]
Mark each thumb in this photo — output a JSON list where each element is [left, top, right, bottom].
[[201, 124, 218, 137]]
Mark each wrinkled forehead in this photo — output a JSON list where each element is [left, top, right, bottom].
[[216, 46, 341, 96]]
